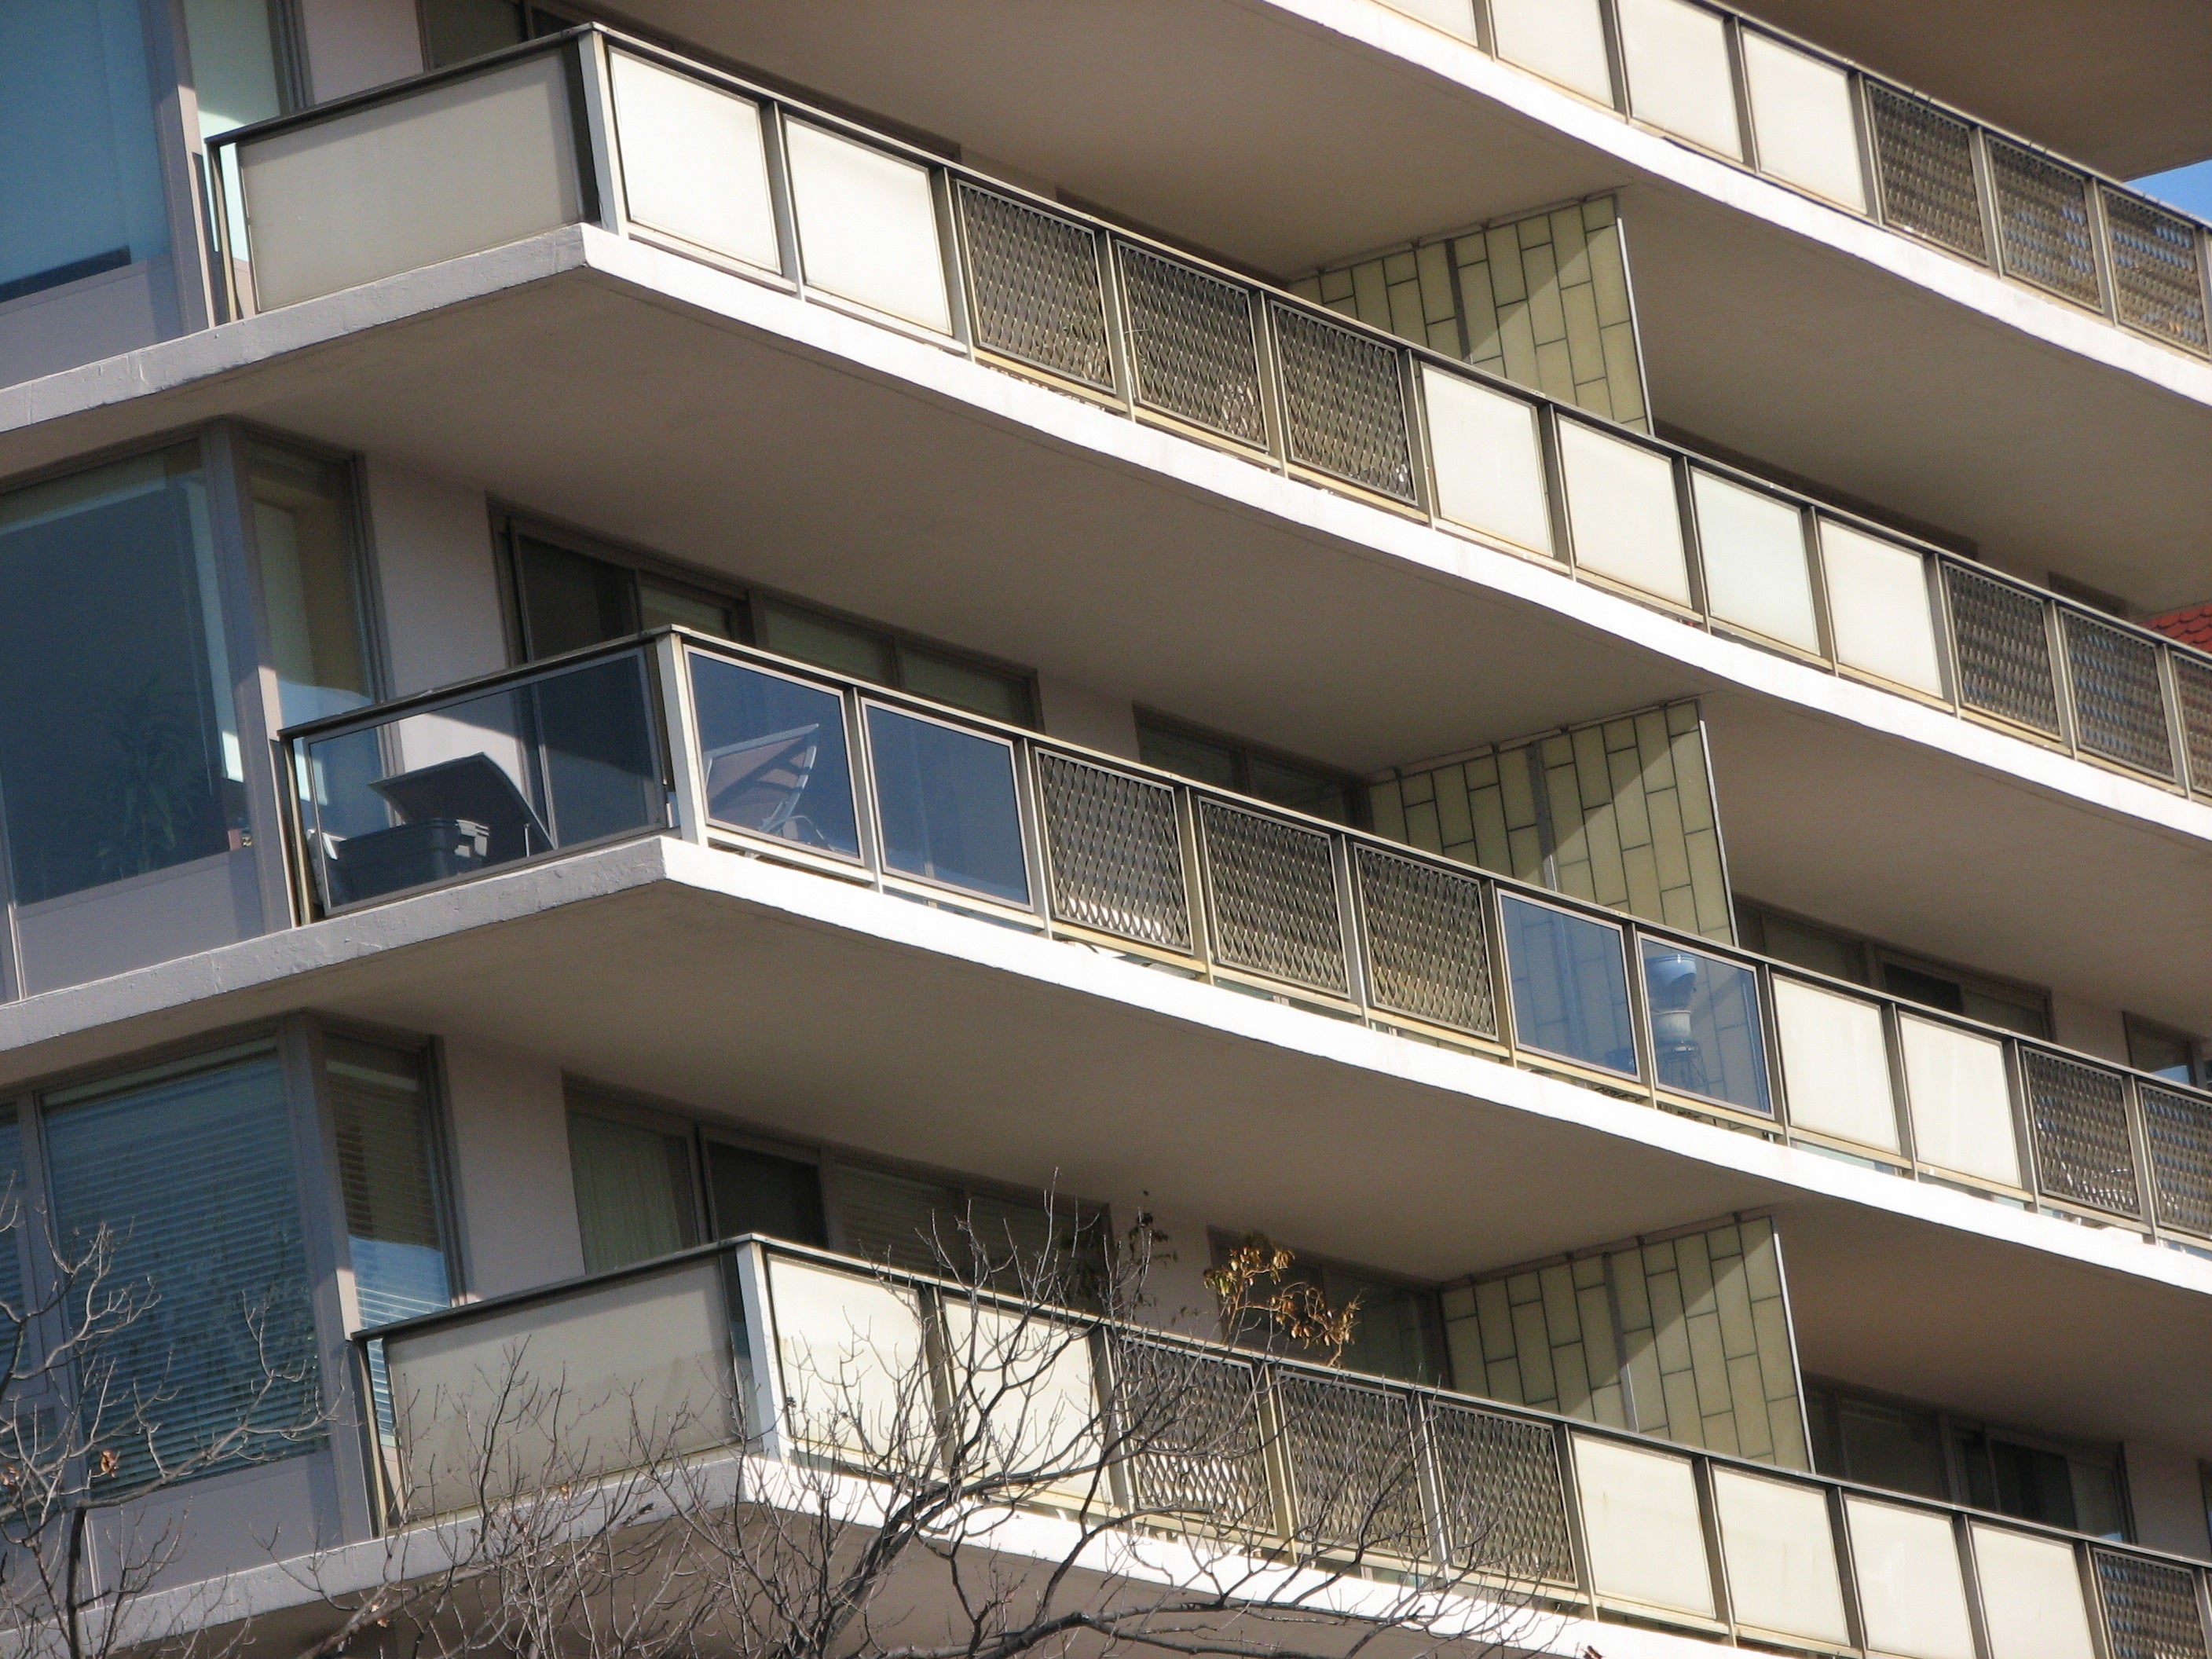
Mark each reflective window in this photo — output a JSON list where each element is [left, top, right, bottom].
[[515, 534, 638, 659], [568, 1104, 698, 1275], [0, 0, 170, 304], [1137, 714, 1359, 823], [419, 0, 577, 68], [326, 1037, 451, 1331], [249, 441, 372, 729], [1807, 1384, 1948, 1502], [689, 656, 859, 859], [1501, 894, 1637, 1075], [2125, 1016, 2199, 1086], [1642, 939, 1771, 1113], [865, 705, 1030, 906], [0, 446, 246, 906], [706, 1142, 826, 1247], [181, 0, 284, 140]]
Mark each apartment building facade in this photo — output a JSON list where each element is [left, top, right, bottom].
[[4, 0, 2212, 1654]]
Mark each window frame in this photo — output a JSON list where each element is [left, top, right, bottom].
[[1738, 898, 2053, 1038], [1203, 1227, 1450, 1387], [1133, 708, 1366, 826], [2122, 1012, 2203, 1088]]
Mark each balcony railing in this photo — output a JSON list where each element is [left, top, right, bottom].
[[1400, 0, 2212, 361], [280, 629, 2212, 1252], [357, 1234, 2212, 1659], [210, 27, 2212, 807]]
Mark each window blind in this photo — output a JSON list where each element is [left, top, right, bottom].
[[45, 1046, 321, 1484]]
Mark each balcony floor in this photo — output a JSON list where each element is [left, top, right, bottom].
[[6, 833, 2212, 1457]]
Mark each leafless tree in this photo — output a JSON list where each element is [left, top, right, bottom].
[[309, 1205, 1569, 1659]]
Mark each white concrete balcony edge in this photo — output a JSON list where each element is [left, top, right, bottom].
[[3, 829, 2207, 1307], [2, 223, 2208, 857]]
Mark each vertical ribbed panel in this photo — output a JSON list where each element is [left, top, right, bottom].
[[2171, 654, 2212, 794], [1199, 800, 1350, 995], [2064, 611, 2175, 779], [1115, 243, 1267, 445], [1428, 1403, 1577, 1585], [1946, 564, 2061, 735], [1269, 301, 1415, 501], [2093, 1549, 2210, 1659], [1035, 752, 1192, 951], [1869, 85, 1987, 260], [2104, 192, 2210, 353], [2020, 1049, 2141, 1218], [1116, 1340, 1273, 1530], [2140, 1083, 2212, 1239], [1274, 1372, 1429, 1558], [1987, 138, 2102, 308], [1355, 845, 1498, 1037]]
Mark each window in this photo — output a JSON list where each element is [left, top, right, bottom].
[[0, 445, 248, 906], [418, 0, 578, 69], [325, 1036, 452, 1330], [1136, 713, 1361, 824], [1208, 1231, 1446, 1386], [247, 440, 373, 730], [2125, 1016, 2201, 1087], [504, 524, 1035, 724], [0, 0, 170, 305], [43, 1044, 322, 1483], [181, 0, 288, 141], [1806, 1379, 2126, 1539], [1737, 900, 2050, 1037], [565, 1102, 1104, 1297]]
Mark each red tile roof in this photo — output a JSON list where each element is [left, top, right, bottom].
[[2148, 602, 2212, 651]]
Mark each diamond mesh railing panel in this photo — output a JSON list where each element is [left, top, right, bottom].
[[1428, 1403, 1576, 1586], [1268, 301, 1415, 502], [1273, 1373, 1430, 1560], [956, 182, 1115, 391], [2141, 1083, 2212, 1240], [1115, 242, 1267, 446], [1035, 752, 1192, 952], [2064, 611, 2175, 778], [1199, 800, 1350, 996], [2022, 1049, 2141, 1218], [2172, 654, 2212, 796], [1988, 139, 2103, 309], [2093, 1549, 2210, 1659], [1355, 845, 1497, 1038], [1946, 565, 2061, 734], [2105, 193, 2210, 354], [1870, 86, 1987, 261], [1115, 1339, 1274, 1532]]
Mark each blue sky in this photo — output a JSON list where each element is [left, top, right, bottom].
[[2133, 159, 2212, 218]]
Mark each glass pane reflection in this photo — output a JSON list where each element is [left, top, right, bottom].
[[1501, 895, 1637, 1075], [865, 705, 1029, 906], [1642, 939, 1771, 1114], [689, 655, 859, 859]]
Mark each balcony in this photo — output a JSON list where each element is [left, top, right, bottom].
[[354, 1232, 2212, 1657], [209, 28, 2212, 812], [280, 628, 2212, 1254]]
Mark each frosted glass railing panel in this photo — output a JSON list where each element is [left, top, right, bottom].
[[768, 1256, 932, 1455], [1385, 0, 1478, 39], [384, 1256, 738, 1517], [1420, 368, 1555, 555], [1741, 33, 1867, 211], [785, 119, 951, 334], [1573, 1434, 1716, 1617], [1691, 470, 1819, 652], [239, 50, 583, 310], [608, 50, 778, 271], [1821, 521, 1944, 696], [1558, 420, 1692, 605], [1899, 1014, 2022, 1187], [1772, 977, 1901, 1152], [1972, 1525, 2097, 1659], [1489, 0, 1614, 104], [941, 1302, 1103, 1496], [1712, 1467, 1850, 1646], [1847, 1496, 1978, 1659], [1617, 0, 1742, 159]]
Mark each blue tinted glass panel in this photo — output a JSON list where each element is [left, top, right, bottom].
[[1501, 895, 1636, 1075], [865, 705, 1030, 906], [1642, 939, 1771, 1114], [689, 655, 859, 859]]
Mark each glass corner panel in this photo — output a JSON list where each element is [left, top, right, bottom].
[[863, 704, 1031, 907], [687, 653, 860, 859], [1500, 893, 1637, 1076], [1642, 939, 1771, 1114]]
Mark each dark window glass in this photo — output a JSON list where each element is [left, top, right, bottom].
[[1139, 723, 1240, 790], [1884, 962, 1965, 1015], [2126, 1019, 2196, 1086], [689, 656, 860, 859], [707, 1144, 826, 1247], [898, 646, 1033, 726], [865, 705, 1030, 905], [1325, 1267, 1446, 1386], [755, 600, 895, 685], [568, 1108, 698, 1275], [420, 0, 525, 68], [1246, 753, 1354, 823], [1138, 718, 1355, 822], [0, 448, 246, 906], [1501, 895, 1637, 1075], [1833, 1393, 1948, 1500], [515, 536, 638, 659]]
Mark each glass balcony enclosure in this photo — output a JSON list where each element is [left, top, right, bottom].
[[357, 1232, 2212, 1659], [280, 627, 2212, 1256], [206, 27, 2212, 812]]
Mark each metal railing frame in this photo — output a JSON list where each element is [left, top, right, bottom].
[[209, 24, 2212, 814], [353, 1232, 2212, 1659], [278, 627, 2212, 1255]]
